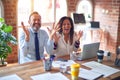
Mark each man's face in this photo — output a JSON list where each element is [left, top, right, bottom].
[[29, 14, 41, 32]]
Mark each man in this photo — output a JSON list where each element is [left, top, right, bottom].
[[19, 11, 59, 64]]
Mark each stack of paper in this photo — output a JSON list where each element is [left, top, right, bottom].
[[31, 72, 69, 80], [79, 68, 103, 80], [82, 61, 120, 77], [68, 68, 103, 80], [0, 74, 22, 80]]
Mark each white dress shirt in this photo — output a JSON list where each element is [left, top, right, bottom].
[[19, 27, 54, 64], [53, 33, 78, 57]]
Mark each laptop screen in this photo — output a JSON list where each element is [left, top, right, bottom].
[[78, 42, 100, 60]]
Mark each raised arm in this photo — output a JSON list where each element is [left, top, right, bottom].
[[47, 23, 60, 44], [76, 30, 83, 41], [21, 22, 30, 42]]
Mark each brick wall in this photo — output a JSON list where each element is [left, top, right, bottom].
[[67, 0, 78, 16], [67, 0, 120, 54], [93, 0, 120, 54], [2, 0, 18, 63], [117, 6, 120, 47]]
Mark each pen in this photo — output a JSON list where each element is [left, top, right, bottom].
[[95, 74, 104, 80]]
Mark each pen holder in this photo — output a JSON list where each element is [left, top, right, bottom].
[[43, 59, 52, 71]]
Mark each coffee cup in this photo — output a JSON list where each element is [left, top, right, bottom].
[[71, 63, 80, 80], [97, 50, 104, 63]]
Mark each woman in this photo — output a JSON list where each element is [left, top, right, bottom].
[[52, 16, 83, 57]]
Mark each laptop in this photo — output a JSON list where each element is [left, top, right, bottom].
[[77, 42, 100, 60]]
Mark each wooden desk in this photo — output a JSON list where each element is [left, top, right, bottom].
[[0, 56, 120, 80]]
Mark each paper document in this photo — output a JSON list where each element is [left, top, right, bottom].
[[82, 61, 120, 77], [52, 60, 76, 67], [0, 74, 22, 80], [31, 72, 69, 80], [68, 68, 103, 80], [79, 68, 103, 80]]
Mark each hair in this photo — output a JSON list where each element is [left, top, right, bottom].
[[29, 11, 40, 20], [58, 16, 74, 45]]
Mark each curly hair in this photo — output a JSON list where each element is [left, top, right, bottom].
[[58, 16, 74, 45]]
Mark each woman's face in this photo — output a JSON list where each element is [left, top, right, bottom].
[[62, 19, 71, 35]]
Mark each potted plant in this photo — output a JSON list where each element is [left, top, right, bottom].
[[0, 17, 17, 66]]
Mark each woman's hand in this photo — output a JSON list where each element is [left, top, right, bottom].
[[76, 30, 83, 41], [21, 22, 30, 41], [47, 23, 60, 43]]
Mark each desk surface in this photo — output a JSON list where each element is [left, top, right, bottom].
[[0, 56, 120, 80]]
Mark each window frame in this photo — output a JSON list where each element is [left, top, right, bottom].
[[76, 0, 93, 22], [0, 0, 4, 18], [17, 0, 67, 27]]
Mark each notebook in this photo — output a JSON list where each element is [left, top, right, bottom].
[[77, 42, 100, 60]]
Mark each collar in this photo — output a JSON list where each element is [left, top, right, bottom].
[[30, 27, 39, 33]]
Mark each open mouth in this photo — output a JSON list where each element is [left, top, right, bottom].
[[63, 29, 70, 33], [64, 29, 70, 31]]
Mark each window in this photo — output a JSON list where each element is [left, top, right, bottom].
[[17, 0, 67, 26], [18, 0, 31, 26], [75, 0, 93, 45], [0, 0, 4, 18], [76, 0, 93, 22], [17, 0, 67, 48]]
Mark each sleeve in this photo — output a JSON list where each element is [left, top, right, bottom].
[[18, 29, 29, 64], [51, 33, 61, 55], [44, 31, 54, 55], [53, 33, 61, 50], [74, 40, 80, 48], [73, 33, 80, 52], [19, 30, 29, 55]]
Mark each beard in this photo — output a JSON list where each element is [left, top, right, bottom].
[[31, 23, 41, 32], [32, 27, 38, 31]]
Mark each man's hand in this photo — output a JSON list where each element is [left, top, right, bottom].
[[21, 22, 30, 41]]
